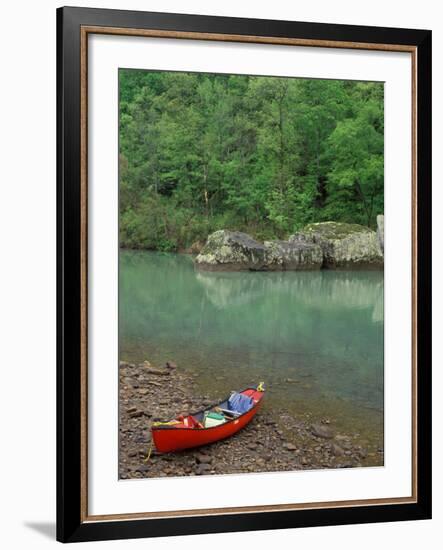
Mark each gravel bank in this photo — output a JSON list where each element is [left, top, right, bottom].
[[119, 360, 383, 479]]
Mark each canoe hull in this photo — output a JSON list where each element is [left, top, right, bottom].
[[152, 399, 263, 453]]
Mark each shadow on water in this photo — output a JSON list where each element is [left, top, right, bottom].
[[120, 251, 384, 440]]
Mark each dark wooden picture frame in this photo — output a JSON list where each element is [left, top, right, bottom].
[[57, 6, 432, 543]]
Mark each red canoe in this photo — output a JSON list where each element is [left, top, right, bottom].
[[151, 383, 265, 453]]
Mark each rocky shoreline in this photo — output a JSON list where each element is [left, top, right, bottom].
[[194, 219, 384, 271], [119, 359, 384, 479]]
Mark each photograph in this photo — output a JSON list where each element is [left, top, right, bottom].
[[117, 69, 385, 479], [53, 4, 431, 542]]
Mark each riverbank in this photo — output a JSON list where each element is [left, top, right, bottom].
[[119, 359, 383, 479]]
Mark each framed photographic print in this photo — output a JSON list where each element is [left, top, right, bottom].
[[57, 6, 432, 543]]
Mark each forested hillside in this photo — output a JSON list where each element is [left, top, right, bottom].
[[119, 70, 384, 251]]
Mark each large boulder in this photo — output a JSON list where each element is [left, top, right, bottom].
[[263, 240, 323, 270], [290, 222, 383, 269], [195, 230, 323, 271], [194, 230, 267, 271], [376, 215, 384, 253]]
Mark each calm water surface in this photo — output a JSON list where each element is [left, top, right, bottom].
[[120, 251, 384, 446]]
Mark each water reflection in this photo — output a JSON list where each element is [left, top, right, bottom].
[[196, 269, 384, 321], [120, 250, 384, 417]]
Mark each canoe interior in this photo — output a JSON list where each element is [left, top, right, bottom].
[[153, 385, 264, 430], [151, 384, 265, 453]]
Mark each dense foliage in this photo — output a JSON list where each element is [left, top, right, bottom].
[[119, 70, 383, 251]]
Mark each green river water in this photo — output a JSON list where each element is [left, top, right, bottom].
[[119, 250, 384, 447]]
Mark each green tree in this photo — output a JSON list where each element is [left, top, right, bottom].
[[118, 69, 384, 250], [327, 97, 383, 227]]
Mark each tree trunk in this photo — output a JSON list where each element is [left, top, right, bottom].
[[355, 180, 371, 227], [203, 164, 209, 218]]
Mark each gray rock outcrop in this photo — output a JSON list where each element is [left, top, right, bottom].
[[376, 215, 384, 253], [289, 222, 383, 269], [195, 230, 323, 271], [195, 223, 384, 271], [263, 240, 323, 270], [194, 230, 267, 271]]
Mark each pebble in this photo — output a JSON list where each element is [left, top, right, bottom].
[[122, 377, 137, 387], [331, 443, 345, 457], [311, 423, 334, 439], [145, 367, 170, 376], [195, 463, 211, 475], [136, 465, 151, 473], [196, 453, 212, 464], [357, 448, 368, 459]]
